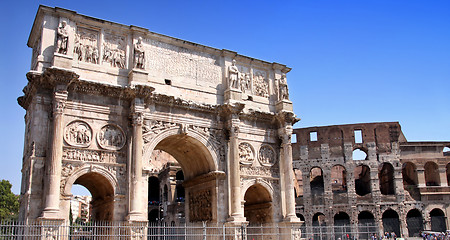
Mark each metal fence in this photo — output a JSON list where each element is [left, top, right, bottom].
[[0, 221, 300, 240], [298, 224, 380, 240]]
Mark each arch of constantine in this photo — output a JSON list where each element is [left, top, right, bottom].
[[18, 4, 299, 234]]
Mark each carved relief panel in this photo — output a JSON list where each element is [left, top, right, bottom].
[[74, 26, 100, 64], [97, 124, 126, 150], [103, 31, 126, 69], [253, 70, 269, 98], [64, 121, 92, 147], [189, 189, 212, 222], [258, 145, 277, 166], [239, 142, 255, 165]]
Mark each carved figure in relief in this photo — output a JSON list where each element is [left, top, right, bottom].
[[103, 36, 126, 69], [98, 125, 125, 150], [73, 28, 99, 64], [239, 142, 254, 164], [259, 145, 276, 166], [240, 72, 251, 92], [134, 37, 145, 69], [254, 72, 269, 97], [278, 73, 289, 100], [56, 21, 68, 54], [64, 121, 92, 147], [228, 59, 240, 89]]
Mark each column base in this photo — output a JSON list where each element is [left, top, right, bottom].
[[126, 212, 147, 222], [283, 214, 301, 223], [227, 213, 247, 223], [39, 208, 61, 219]]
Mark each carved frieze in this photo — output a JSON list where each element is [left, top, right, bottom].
[[253, 70, 269, 98], [103, 32, 126, 69], [64, 121, 92, 147], [97, 124, 126, 150], [74, 27, 99, 64], [189, 189, 212, 222], [62, 147, 126, 164], [240, 165, 279, 178], [239, 142, 255, 165], [258, 145, 276, 166]]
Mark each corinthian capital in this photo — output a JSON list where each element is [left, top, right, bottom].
[[52, 90, 68, 115], [132, 112, 144, 126], [279, 125, 293, 144]]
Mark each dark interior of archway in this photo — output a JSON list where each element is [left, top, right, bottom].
[[430, 209, 447, 232], [402, 163, 421, 200], [155, 134, 214, 180], [244, 184, 272, 224], [148, 177, 160, 203], [382, 210, 400, 236], [406, 209, 423, 237], [355, 165, 371, 196], [74, 172, 114, 221], [425, 162, 440, 186], [379, 163, 395, 195], [334, 212, 350, 226], [312, 213, 326, 226]]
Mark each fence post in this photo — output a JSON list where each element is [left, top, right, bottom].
[[203, 221, 207, 240]]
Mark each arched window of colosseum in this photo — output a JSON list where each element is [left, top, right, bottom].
[[353, 148, 367, 160], [334, 212, 351, 238], [331, 165, 347, 193], [71, 172, 114, 222], [294, 169, 303, 197], [379, 163, 395, 195], [424, 162, 440, 186], [447, 163, 450, 186], [148, 176, 160, 204], [358, 211, 375, 239], [355, 165, 371, 196], [175, 170, 185, 202], [430, 208, 446, 232], [244, 184, 273, 224], [382, 209, 400, 237], [443, 147, 450, 156], [406, 209, 423, 237], [402, 162, 420, 201], [310, 167, 324, 195], [163, 184, 168, 202], [312, 212, 326, 226]]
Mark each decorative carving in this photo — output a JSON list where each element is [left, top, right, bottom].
[[56, 21, 68, 54], [240, 72, 251, 92], [43, 226, 59, 240], [98, 124, 126, 150], [132, 112, 144, 126], [277, 73, 289, 100], [228, 59, 240, 89], [74, 27, 99, 64], [64, 121, 92, 147], [103, 32, 126, 69], [239, 142, 255, 164], [134, 37, 145, 69], [63, 147, 126, 163], [189, 189, 212, 221], [142, 121, 177, 143], [240, 165, 279, 178], [258, 145, 276, 166], [53, 90, 68, 115], [253, 71, 269, 98]]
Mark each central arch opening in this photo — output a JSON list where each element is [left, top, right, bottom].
[[147, 133, 217, 224], [244, 184, 273, 224]]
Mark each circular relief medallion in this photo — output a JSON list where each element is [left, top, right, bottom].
[[64, 121, 92, 147], [97, 124, 126, 150], [258, 145, 276, 166], [239, 142, 255, 165]]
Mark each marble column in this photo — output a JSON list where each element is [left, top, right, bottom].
[[279, 125, 299, 222], [128, 102, 145, 221], [228, 117, 245, 222], [41, 87, 67, 218]]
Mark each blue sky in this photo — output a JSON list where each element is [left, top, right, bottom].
[[1, 0, 449, 194]]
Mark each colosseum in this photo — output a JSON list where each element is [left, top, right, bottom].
[[292, 122, 450, 238]]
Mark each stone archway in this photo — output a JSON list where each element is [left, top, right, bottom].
[[244, 184, 273, 224], [145, 131, 222, 223], [71, 172, 115, 221]]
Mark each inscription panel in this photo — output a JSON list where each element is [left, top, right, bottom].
[[62, 147, 126, 164]]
